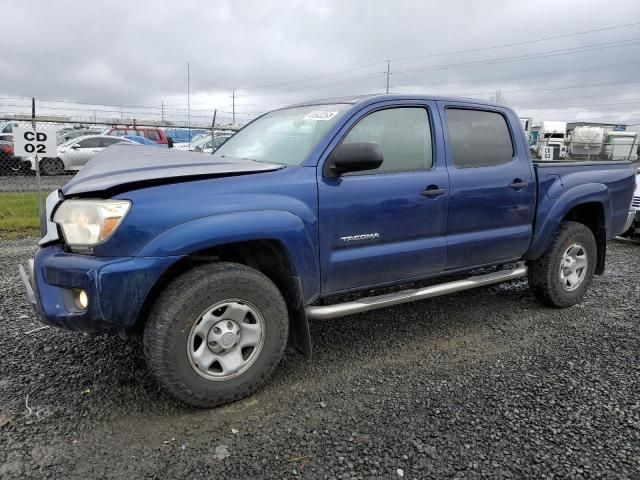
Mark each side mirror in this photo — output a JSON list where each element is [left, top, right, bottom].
[[71, 144, 80, 149], [324, 141, 383, 178]]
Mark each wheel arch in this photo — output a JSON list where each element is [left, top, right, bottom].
[[134, 236, 313, 357], [527, 183, 611, 275], [561, 202, 606, 274]]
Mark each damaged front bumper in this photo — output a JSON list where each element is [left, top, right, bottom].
[[19, 245, 181, 334]]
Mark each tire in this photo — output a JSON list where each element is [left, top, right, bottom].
[[40, 157, 65, 176], [0, 156, 21, 175], [527, 221, 597, 308], [143, 262, 289, 408]]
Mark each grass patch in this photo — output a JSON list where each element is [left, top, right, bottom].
[[0, 192, 41, 240]]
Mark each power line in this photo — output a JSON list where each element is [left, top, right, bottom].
[[235, 38, 640, 101], [514, 99, 640, 110], [392, 38, 640, 76], [229, 60, 640, 112], [465, 78, 640, 97], [392, 21, 640, 62], [390, 60, 640, 90], [236, 20, 640, 92]]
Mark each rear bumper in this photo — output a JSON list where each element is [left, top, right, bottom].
[[20, 245, 181, 334]]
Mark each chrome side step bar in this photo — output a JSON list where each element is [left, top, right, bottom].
[[305, 263, 527, 320]]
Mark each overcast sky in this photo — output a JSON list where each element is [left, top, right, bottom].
[[2, 0, 640, 126]]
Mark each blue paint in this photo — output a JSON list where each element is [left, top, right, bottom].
[[30, 94, 637, 335]]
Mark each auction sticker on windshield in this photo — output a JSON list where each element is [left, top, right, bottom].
[[304, 111, 339, 121]]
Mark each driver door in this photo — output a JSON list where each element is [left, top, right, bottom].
[[318, 102, 449, 294]]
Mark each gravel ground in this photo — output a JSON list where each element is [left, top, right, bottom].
[[0, 238, 638, 479], [0, 175, 72, 193]]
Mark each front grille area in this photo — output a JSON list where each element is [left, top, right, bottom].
[[632, 196, 640, 209]]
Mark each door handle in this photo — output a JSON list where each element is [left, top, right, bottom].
[[420, 185, 446, 197], [509, 179, 528, 190]]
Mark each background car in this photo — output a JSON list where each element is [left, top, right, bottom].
[[57, 128, 106, 145], [123, 134, 167, 147], [0, 121, 19, 134], [196, 134, 234, 153], [174, 132, 234, 152], [107, 127, 169, 145], [0, 133, 13, 142], [0, 140, 25, 174], [165, 129, 207, 149], [33, 135, 135, 175]]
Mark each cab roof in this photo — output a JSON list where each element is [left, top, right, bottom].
[[287, 93, 502, 108]]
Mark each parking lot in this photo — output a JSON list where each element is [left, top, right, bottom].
[[0, 237, 638, 479]]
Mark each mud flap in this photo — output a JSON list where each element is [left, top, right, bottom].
[[288, 276, 312, 357]]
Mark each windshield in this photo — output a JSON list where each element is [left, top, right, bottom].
[[213, 104, 350, 165]]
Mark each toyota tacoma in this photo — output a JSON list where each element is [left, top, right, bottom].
[[20, 95, 637, 407]]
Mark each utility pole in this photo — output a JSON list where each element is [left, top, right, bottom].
[[385, 60, 391, 94], [232, 89, 236, 125], [161, 100, 165, 122], [187, 61, 191, 149]]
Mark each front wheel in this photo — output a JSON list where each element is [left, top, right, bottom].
[[527, 221, 597, 307], [143, 262, 289, 408]]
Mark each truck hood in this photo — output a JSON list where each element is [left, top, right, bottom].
[[62, 144, 282, 196]]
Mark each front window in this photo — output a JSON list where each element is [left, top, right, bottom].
[[213, 104, 350, 166]]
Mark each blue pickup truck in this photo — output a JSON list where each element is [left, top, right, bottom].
[[20, 95, 636, 407]]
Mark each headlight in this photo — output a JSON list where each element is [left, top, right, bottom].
[[53, 199, 131, 249]]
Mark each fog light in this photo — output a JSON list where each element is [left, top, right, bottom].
[[74, 289, 89, 310]]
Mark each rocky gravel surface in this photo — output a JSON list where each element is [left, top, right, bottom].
[[0, 238, 638, 479], [0, 174, 72, 193]]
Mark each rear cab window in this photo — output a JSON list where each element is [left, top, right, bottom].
[[445, 108, 514, 168]]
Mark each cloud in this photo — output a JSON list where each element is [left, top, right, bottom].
[[1, 0, 640, 125]]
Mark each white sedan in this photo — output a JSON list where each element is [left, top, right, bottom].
[[23, 135, 135, 175]]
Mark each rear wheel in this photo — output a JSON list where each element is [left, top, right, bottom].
[[527, 221, 597, 307], [40, 157, 65, 176], [143, 262, 289, 408]]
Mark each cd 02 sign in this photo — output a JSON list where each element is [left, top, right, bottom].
[[13, 127, 57, 157]]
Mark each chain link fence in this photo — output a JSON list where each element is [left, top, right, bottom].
[[530, 138, 639, 162], [0, 118, 238, 239], [0, 120, 72, 239], [1, 115, 638, 240]]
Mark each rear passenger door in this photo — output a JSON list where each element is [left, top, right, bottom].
[[439, 103, 535, 270]]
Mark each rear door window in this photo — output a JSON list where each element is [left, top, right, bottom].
[[445, 109, 514, 168]]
